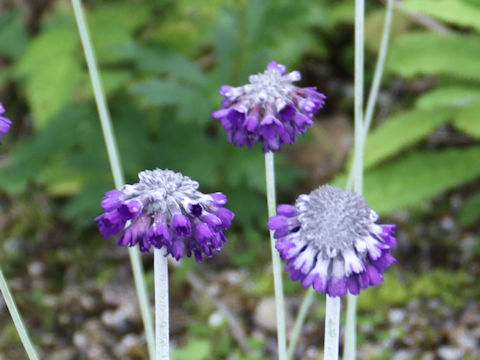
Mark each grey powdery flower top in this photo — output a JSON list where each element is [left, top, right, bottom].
[[268, 185, 396, 297], [212, 61, 326, 153], [95, 169, 234, 262]]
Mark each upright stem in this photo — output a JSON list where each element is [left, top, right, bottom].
[[0, 268, 39, 360], [323, 296, 341, 360], [364, 0, 395, 139], [71, 1, 155, 359], [154, 249, 169, 360], [344, 1, 394, 359], [265, 152, 287, 360], [344, 1, 365, 360]]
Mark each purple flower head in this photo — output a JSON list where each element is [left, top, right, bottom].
[[268, 185, 396, 297], [0, 103, 12, 143], [95, 169, 234, 262], [212, 61, 326, 153]]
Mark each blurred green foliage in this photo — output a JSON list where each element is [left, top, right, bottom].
[[1, 0, 478, 232], [1, 0, 480, 357], [334, 0, 480, 219]]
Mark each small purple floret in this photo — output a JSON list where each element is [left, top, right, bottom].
[[95, 169, 234, 262], [212, 61, 326, 153], [0, 103, 12, 143]]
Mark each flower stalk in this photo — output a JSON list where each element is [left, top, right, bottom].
[[265, 152, 288, 360], [323, 296, 341, 360], [344, 0, 394, 358], [154, 249, 169, 360], [0, 268, 39, 360], [71, 1, 155, 358]]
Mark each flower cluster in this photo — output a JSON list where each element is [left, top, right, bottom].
[[95, 169, 234, 262], [268, 185, 396, 297], [212, 61, 326, 153], [0, 103, 12, 143]]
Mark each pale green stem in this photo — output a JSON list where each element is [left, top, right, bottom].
[[344, 0, 365, 358], [0, 268, 39, 360], [344, 1, 394, 359], [265, 152, 287, 360], [363, 0, 395, 139], [287, 287, 315, 360], [324, 296, 341, 360], [154, 249, 169, 360], [71, 1, 155, 359]]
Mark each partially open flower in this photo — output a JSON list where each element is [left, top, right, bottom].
[[95, 169, 234, 262], [0, 103, 12, 143], [268, 185, 396, 297], [212, 61, 326, 153]]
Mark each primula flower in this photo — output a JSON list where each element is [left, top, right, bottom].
[[95, 169, 234, 262], [0, 103, 12, 143], [268, 185, 396, 297], [212, 61, 326, 153]]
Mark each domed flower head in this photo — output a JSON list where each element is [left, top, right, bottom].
[[212, 61, 326, 153], [0, 103, 12, 143], [95, 169, 234, 262], [268, 185, 396, 297]]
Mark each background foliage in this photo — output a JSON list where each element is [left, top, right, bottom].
[[1, 0, 480, 359]]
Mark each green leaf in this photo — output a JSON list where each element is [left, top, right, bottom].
[[416, 86, 480, 109], [364, 8, 411, 52], [387, 32, 480, 80], [119, 43, 208, 87], [402, 0, 480, 30], [79, 70, 131, 99], [0, 104, 94, 193], [130, 78, 211, 123], [0, 10, 29, 59], [362, 107, 456, 169], [15, 18, 81, 128], [88, 3, 149, 63], [362, 147, 480, 214], [453, 101, 480, 138], [458, 193, 480, 226], [172, 339, 211, 360]]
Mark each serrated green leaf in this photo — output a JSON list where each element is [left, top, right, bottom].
[[119, 43, 208, 87], [453, 101, 480, 138], [130, 78, 211, 123], [387, 32, 480, 80], [88, 3, 149, 63], [79, 70, 131, 100], [362, 147, 480, 214], [0, 105, 94, 193], [362, 107, 456, 169], [225, 147, 266, 193], [402, 0, 480, 30], [15, 18, 81, 127], [416, 86, 480, 109]]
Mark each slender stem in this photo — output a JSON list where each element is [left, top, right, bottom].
[[344, 1, 365, 360], [352, 0, 365, 196], [264, 152, 287, 360], [344, 2, 394, 359], [0, 268, 39, 360], [323, 296, 341, 360], [287, 287, 315, 360], [363, 0, 395, 140], [154, 249, 169, 360], [71, 1, 155, 359]]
